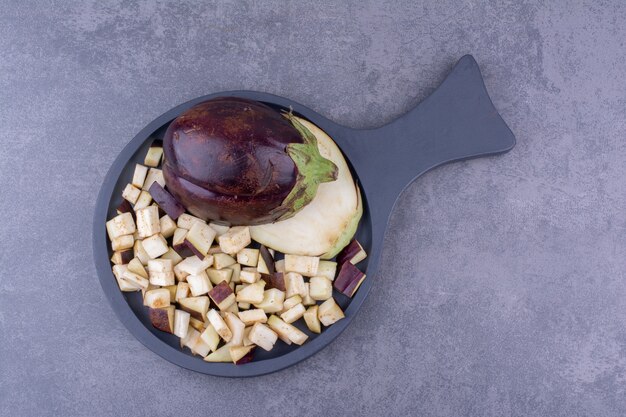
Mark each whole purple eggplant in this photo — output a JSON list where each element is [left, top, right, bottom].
[[163, 97, 337, 225]]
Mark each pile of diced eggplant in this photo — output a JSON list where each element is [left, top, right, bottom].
[[106, 141, 367, 364]]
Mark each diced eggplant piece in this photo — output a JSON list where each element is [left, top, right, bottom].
[[204, 343, 232, 362], [284, 272, 306, 298], [133, 240, 150, 266], [132, 164, 148, 189], [127, 258, 148, 277], [189, 316, 206, 332], [238, 301, 251, 310], [224, 312, 245, 346], [187, 271, 213, 296], [143, 288, 170, 308], [218, 226, 251, 255], [334, 262, 366, 297], [253, 289, 285, 314], [238, 309, 268, 326], [149, 305, 175, 333], [282, 295, 302, 313], [148, 182, 185, 220], [208, 221, 230, 236], [274, 259, 285, 273], [142, 167, 165, 191], [142, 233, 169, 259], [159, 215, 177, 239], [224, 301, 239, 314], [301, 283, 316, 306], [173, 309, 190, 338], [133, 190, 153, 210], [316, 260, 337, 281], [230, 263, 241, 284], [111, 249, 133, 265], [237, 248, 259, 267], [185, 221, 217, 259], [208, 245, 223, 255], [231, 345, 255, 364], [175, 281, 190, 302], [177, 213, 205, 230], [207, 309, 232, 342], [159, 247, 183, 265], [257, 245, 275, 275], [106, 212, 136, 240], [183, 239, 205, 260], [208, 281, 236, 311], [336, 239, 367, 265], [243, 326, 254, 346], [248, 322, 278, 351], [112, 265, 138, 292], [179, 296, 210, 321], [121, 269, 149, 290], [309, 276, 333, 301], [206, 268, 233, 285], [144, 140, 163, 167], [135, 206, 160, 239], [284, 254, 319, 276], [318, 298, 345, 326], [264, 272, 286, 291], [236, 281, 265, 304], [116, 199, 134, 218], [240, 268, 261, 284], [147, 259, 174, 286], [267, 315, 308, 345], [213, 253, 236, 269], [280, 303, 306, 324], [200, 324, 220, 352], [182, 328, 211, 357], [303, 305, 321, 333], [176, 255, 213, 275], [122, 183, 141, 204], [164, 284, 177, 301]]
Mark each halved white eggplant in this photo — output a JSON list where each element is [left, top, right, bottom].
[[250, 117, 362, 258]]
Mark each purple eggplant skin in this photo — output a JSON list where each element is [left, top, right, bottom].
[[163, 97, 301, 225]]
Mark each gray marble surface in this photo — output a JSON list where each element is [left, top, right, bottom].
[[2, 0, 626, 416]]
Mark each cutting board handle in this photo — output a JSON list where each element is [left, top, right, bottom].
[[332, 55, 515, 228]]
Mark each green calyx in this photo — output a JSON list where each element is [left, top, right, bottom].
[[273, 113, 338, 221]]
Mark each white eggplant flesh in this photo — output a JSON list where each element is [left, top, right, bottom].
[[250, 117, 362, 259]]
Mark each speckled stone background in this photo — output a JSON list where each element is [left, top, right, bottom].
[[2, 0, 626, 416]]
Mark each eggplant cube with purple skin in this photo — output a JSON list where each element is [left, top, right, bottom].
[[149, 182, 185, 220], [110, 249, 134, 266], [336, 239, 367, 265], [209, 281, 236, 311], [149, 305, 175, 333], [334, 262, 366, 298], [230, 345, 255, 364]]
